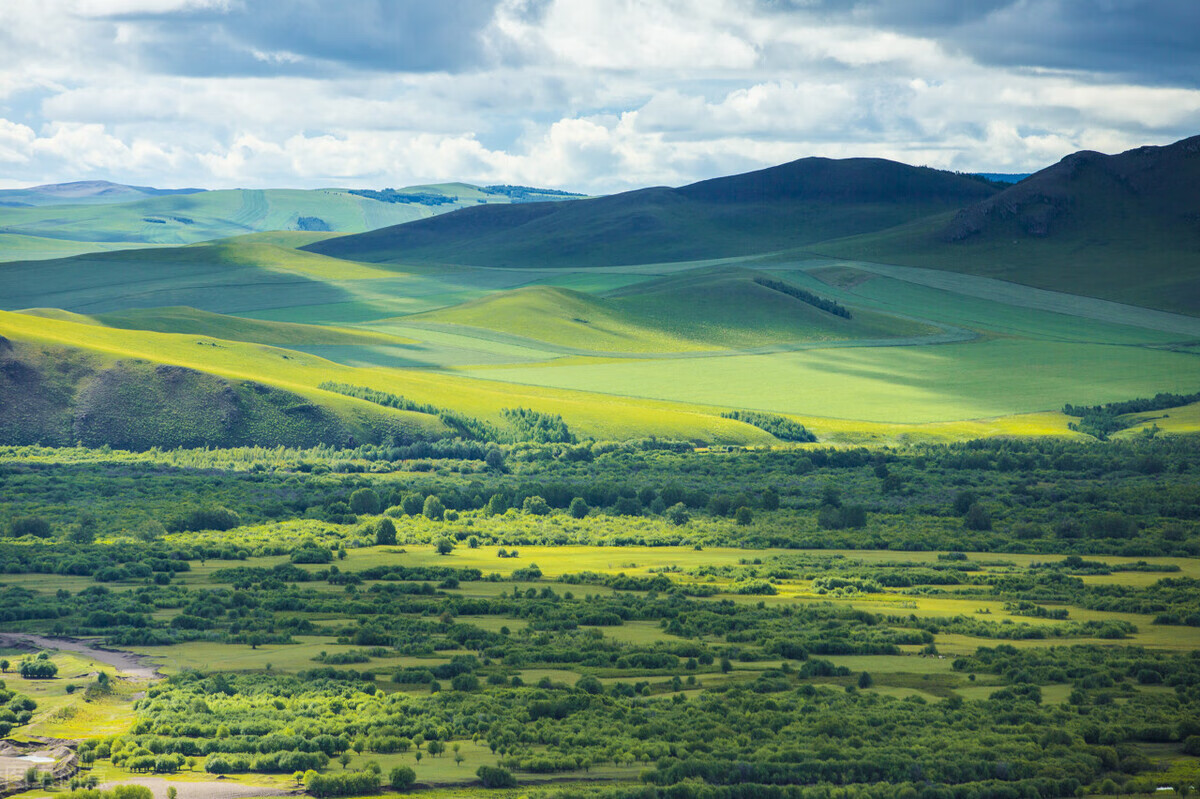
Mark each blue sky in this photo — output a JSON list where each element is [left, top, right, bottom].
[[1, 0, 1197, 192]]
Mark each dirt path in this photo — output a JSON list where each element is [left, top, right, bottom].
[[0, 634, 161, 680]]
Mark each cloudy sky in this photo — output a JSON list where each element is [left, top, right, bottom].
[[1, 0, 1197, 192]]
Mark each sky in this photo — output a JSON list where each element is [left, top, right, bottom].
[[0, 0, 1198, 193]]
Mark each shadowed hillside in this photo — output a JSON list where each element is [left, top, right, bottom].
[[307, 158, 999, 267], [0, 335, 445, 450], [407, 267, 937, 352], [815, 135, 1200, 314]]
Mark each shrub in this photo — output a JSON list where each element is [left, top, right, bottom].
[[8, 516, 51, 538], [389, 766, 416, 790], [477, 765, 517, 788]]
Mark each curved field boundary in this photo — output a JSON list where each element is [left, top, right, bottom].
[[810, 260, 1200, 337], [399, 316, 976, 362]]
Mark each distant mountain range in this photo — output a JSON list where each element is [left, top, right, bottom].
[[0, 180, 204, 207], [0, 182, 582, 262], [307, 136, 1199, 315], [307, 157, 997, 267]]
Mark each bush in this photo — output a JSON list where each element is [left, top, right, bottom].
[[18, 659, 58, 679], [170, 507, 241, 533], [8, 516, 51, 538], [569, 497, 590, 518], [477, 765, 517, 788], [389, 765, 416, 790]]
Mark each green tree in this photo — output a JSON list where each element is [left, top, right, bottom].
[[350, 488, 381, 515], [375, 517, 397, 546], [666, 503, 689, 526], [735, 506, 753, 526], [522, 496, 550, 516], [423, 495, 445, 521], [858, 671, 873, 689], [964, 503, 992, 531], [435, 537, 454, 555], [401, 493, 425, 516], [568, 497, 590, 518], [761, 487, 780, 511]]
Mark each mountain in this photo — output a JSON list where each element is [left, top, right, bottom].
[[306, 157, 1000, 267], [816, 135, 1200, 315], [0, 183, 583, 263], [0, 180, 204, 207]]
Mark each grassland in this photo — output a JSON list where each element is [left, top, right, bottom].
[[0, 309, 777, 444], [458, 338, 1200, 424], [0, 184, 578, 263]]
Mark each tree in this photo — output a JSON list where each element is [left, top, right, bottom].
[[953, 490, 978, 515], [423, 495, 445, 521], [9, 516, 50, 538], [720, 657, 732, 674], [485, 448, 505, 470], [401, 493, 424, 516], [964, 503, 992, 531], [735, 506, 753, 526], [67, 512, 98, 544], [522, 496, 550, 516], [375, 518, 397, 546], [486, 494, 508, 516], [0, 659, 8, 673], [568, 497, 590, 518], [339, 753, 352, 769], [435, 537, 454, 555], [761, 487, 780, 511], [666, 503, 689, 526], [858, 671, 874, 689], [389, 766, 415, 791], [350, 488, 381, 515]]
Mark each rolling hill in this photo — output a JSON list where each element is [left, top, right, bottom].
[[0, 182, 583, 262], [306, 157, 1000, 267], [811, 135, 1200, 314], [407, 268, 939, 353], [0, 180, 204, 207]]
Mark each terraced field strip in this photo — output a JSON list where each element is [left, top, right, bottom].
[[799, 258, 1200, 337]]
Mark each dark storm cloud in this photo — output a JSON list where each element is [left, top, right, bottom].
[[99, 0, 504, 76], [765, 0, 1200, 88]]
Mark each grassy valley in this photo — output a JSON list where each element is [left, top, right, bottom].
[[2, 140, 1200, 799]]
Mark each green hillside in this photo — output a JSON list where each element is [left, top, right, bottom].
[[0, 333, 449, 450], [0, 182, 583, 262], [0, 237, 403, 315], [0, 309, 779, 445], [409, 268, 938, 353], [19, 306, 415, 349], [307, 157, 998, 267], [810, 135, 1200, 315]]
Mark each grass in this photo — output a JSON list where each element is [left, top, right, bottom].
[[0, 309, 778, 444], [409, 269, 936, 354], [0, 186, 514, 262], [458, 338, 1200, 423], [2, 651, 136, 741]]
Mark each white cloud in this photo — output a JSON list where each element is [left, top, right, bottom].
[[0, 0, 1195, 191]]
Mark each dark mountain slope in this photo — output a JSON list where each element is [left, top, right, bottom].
[[306, 158, 999, 268], [816, 135, 1200, 314]]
